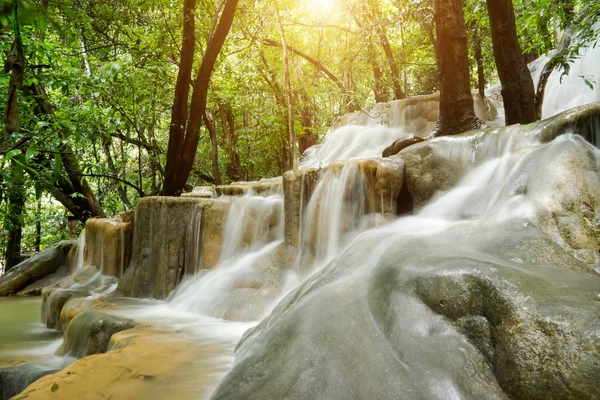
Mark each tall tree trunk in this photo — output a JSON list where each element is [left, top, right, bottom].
[[204, 110, 221, 186], [298, 93, 317, 154], [353, 15, 387, 103], [276, 8, 297, 171], [5, 168, 25, 271], [473, 30, 486, 101], [431, 0, 485, 137], [102, 136, 132, 209], [162, 0, 196, 195], [486, 0, 537, 125], [377, 29, 405, 100], [219, 103, 241, 181], [162, 0, 239, 195], [35, 199, 41, 252]]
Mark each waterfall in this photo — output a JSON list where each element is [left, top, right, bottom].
[[73, 232, 85, 272], [168, 192, 291, 321], [209, 126, 600, 400], [531, 24, 600, 119], [295, 163, 369, 273]]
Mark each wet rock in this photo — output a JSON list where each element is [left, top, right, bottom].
[[181, 186, 214, 198], [56, 310, 136, 358], [0, 363, 59, 400], [41, 287, 90, 330], [0, 241, 75, 296], [283, 158, 404, 248], [332, 93, 502, 133], [14, 327, 230, 400], [283, 168, 322, 247], [401, 101, 600, 210], [116, 197, 227, 299], [216, 178, 282, 197], [84, 215, 133, 277], [199, 199, 230, 270]]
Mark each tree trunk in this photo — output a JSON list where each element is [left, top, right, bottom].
[[219, 103, 241, 181], [25, 83, 105, 218], [162, 0, 239, 195], [473, 31, 486, 100], [102, 136, 132, 209], [377, 29, 405, 100], [204, 110, 222, 186], [298, 93, 317, 154], [431, 0, 485, 137], [486, 0, 537, 125], [5, 170, 25, 271], [35, 200, 41, 252], [276, 8, 297, 171], [162, 0, 196, 195]]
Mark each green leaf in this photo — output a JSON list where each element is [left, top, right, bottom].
[[5, 149, 22, 160], [26, 144, 38, 161], [34, 181, 42, 200], [53, 154, 62, 181]]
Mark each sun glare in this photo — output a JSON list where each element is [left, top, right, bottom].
[[310, 0, 335, 12]]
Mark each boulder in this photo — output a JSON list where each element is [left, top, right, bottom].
[[400, 102, 600, 210], [0, 241, 75, 296], [56, 310, 136, 359], [0, 363, 59, 400], [41, 287, 90, 330]]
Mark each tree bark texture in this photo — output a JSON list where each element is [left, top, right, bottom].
[[486, 0, 537, 125], [204, 111, 222, 186], [431, 0, 485, 137], [162, 0, 239, 195], [5, 171, 25, 271], [276, 9, 297, 171], [162, 0, 196, 195]]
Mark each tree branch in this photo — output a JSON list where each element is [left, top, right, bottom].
[[259, 38, 345, 92]]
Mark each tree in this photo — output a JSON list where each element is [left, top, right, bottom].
[[430, 0, 485, 137], [486, 0, 537, 125], [161, 0, 239, 195]]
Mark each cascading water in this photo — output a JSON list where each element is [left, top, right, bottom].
[[295, 163, 369, 273], [531, 24, 600, 119], [169, 191, 294, 322], [209, 127, 600, 399]]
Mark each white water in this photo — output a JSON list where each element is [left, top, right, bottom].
[[295, 163, 372, 273], [169, 191, 294, 321], [532, 24, 600, 118]]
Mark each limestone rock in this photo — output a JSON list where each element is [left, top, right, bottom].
[[56, 310, 136, 358], [0, 241, 75, 296], [116, 197, 226, 299], [283, 158, 404, 248], [401, 101, 600, 210], [210, 109, 600, 400], [83, 216, 133, 277], [216, 178, 282, 197], [41, 287, 90, 330]]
